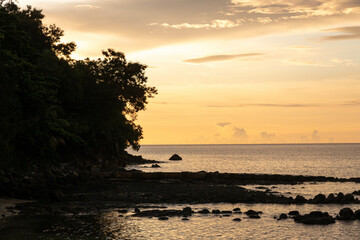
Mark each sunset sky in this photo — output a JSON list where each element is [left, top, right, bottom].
[[21, 0, 360, 144]]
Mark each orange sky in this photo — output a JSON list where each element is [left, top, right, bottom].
[[22, 0, 360, 144]]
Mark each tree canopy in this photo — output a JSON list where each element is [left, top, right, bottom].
[[0, 2, 157, 169]]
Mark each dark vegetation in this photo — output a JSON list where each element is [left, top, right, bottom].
[[0, 2, 157, 169]]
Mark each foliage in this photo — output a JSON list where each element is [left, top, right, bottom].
[[0, 2, 156, 168]]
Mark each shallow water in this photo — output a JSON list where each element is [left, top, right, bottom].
[[127, 144, 360, 178], [2, 203, 360, 240]]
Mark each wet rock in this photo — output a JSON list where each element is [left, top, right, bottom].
[[288, 210, 299, 216], [249, 215, 261, 219], [352, 190, 360, 195], [294, 195, 306, 203], [311, 194, 326, 204], [221, 210, 232, 214], [198, 208, 210, 214], [169, 154, 182, 161], [278, 213, 288, 220], [233, 218, 241, 221], [294, 211, 335, 225], [245, 210, 261, 219], [354, 209, 360, 219], [326, 193, 336, 203], [340, 194, 355, 204], [233, 208, 241, 212], [151, 164, 160, 168], [182, 218, 189, 221], [182, 207, 192, 213], [212, 209, 221, 214], [158, 216, 169, 220], [336, 208, 355, 220]]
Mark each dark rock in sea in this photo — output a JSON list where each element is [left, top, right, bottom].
[[221, 210, 232, 214], [352, 190, 360, 195], [311, 194, 326, 204], [294, 195, 306, 203], [355, 209, 360, 219], [198, 208, 210, 214], [288, 210, 300, 216], [278, 213, 288, 220], [336, 208, 356, 220], [134, 208, 140, 213], [245, 210, 261, 218], [182, 218, 189, 221], [294, 211, 335, 225], [169, 154, 182, 161], [212, 209, 221, 214], [233, 208, 241, 213], [223, 214, 231, 217], [233, 218, 241, 221], [340, 194, 355, 204], [151, 164, 160, 168], [182, 207, 192, 213], [326, 193, 336, 203], [158, 216, 169, 220], [118, 209, 128, 214]]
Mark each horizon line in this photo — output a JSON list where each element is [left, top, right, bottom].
[[137, 142, 360, 146]]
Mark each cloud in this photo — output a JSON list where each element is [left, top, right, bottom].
[[233, 127, 248, 139], [217, 122, 231, 127], [151, 19, 244, 29], [342, 100, 360, 106], [261, 131, 275, 141], [183, 53, 264, 63], [322, 26, 360, 41], [311, 130, 320, 142], [74, 5, 101, 9], [284, 59, 331, 67], [207, 103, 319, 108]]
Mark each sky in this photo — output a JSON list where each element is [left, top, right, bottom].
[[21, 0, 360, 144]]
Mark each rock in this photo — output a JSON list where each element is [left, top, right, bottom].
[[340, 194, 355, 204], [336, 208, 355, 220], [233, 208, 241, 212], [182, 218, 189, 221], [169, 154, 182, 161], [198, 208, 210, 214], [326, 193, 336, 203], [221, 210, 232, 214], [352, 190, 360, 195], [151, 164, 160, 168], [294, 195, 306, 203], [288, 211, 299, 216], [294, 211, 335, 225], [278, 213, 288, 220], [245, 210, 261, 219], [118, 209, 128, 214], [182, 207, 192, 213], [134, 208, 140, 213], [158, 216, 169, 220], [212, 209, 221, 214], [311, 194, 326, 203], [233, 218, 241, 221], [355, 209, 360, 219]]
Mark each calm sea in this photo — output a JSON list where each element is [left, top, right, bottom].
[[3, 144, 360, 239], [127, 143, 360, 178]]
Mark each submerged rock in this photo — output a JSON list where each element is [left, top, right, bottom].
[[198, 208, 210, 214], [336, 208, 356, 220], [169, 154, 182, 161], [294, 211, 335, 225], [278, 213, 288, 220], [288, 210, 299, 216]]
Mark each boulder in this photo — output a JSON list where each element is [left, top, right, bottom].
[[336, 208, 356, 220], [354, 209, 360, 219], [233, 218, 241, 221], [288, 210, 299, 216], [198, 208, 210, 214], [169, 154, 182, 161], [212, 209, 221, 214], [278, 213, 288, 220], [294, 211, 335, 225], [151, 164, 160, 168]]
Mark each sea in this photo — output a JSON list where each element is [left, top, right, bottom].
[[2, 144, 360, 239]]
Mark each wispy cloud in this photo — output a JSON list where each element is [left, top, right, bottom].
[[183, 53, 264, 63], [322, 26, 360, 41], [207, 103, 319, 108], [284, 59, 331, 67], [233, 127, 248, 140], [217, 122, 231, 127], [74, 5, 101, 9], [150, 19, 244, 29]]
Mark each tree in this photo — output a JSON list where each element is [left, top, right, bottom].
[[0, 2, 156, 169]]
